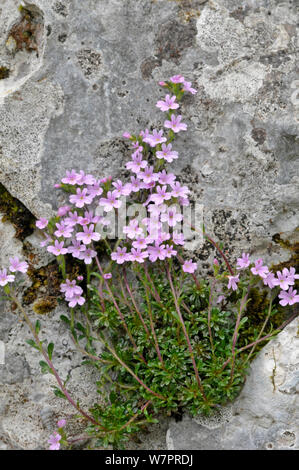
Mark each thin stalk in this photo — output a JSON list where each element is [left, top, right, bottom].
[[166, 265, 207, 402], [204, 234, 234, 275], [237, 309, 298, 355], [11, 294, 103, 428], [123, 268, 150, 336], [94, 253, 146, 364], [144, 280, 164, 367], [143, 264, 161, 303], [207, 281, 216, 359], [245, 296, 273, 363], [115, 400, 151, 434], [177, 254, 201, 290], [229, 291, 249, 384]]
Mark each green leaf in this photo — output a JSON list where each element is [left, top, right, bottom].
[[26, 339, 39, 350], [60, 315, 70, 325], [47, 342, 54, 360], [52, 387, 66, 399], [35, 320, 41, 335], [39, 360, 52, 375]]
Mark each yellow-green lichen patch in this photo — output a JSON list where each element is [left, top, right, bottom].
[[0, 183, 36, 241], [33, 296, 57, 315], [23, 262, 61, 308]]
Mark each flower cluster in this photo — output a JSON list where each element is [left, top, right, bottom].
[[36, 175, 110, 266], [34, 75, 196, 272], [0, 257, 28, 287], [110, 75, 195, 265], [60, 278, 85, 308], [48, 419, 66, 450], [227, 253, 299, 306]]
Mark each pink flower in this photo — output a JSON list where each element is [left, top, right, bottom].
[[164, 244, 177, 258], [76, 170, 96, 186], [227, 274, 240, 291], [78, 210, 101, 226], [284, 267, 299, 283], [126, 154, 147, 173], [156, 143, 179, 163], [143, 129, 167, 147], [160, 207, 183, 227], [87, 182, 103, 198], [99, 191, 122, 212], [129, 248, 149, 263], [103, 273, 112, 280], [66, 292, 86, 308], [76, 224, 101, 245], [111, 247, 130, 264], [273, 269, 294, 291], [150, 186, 172, 205], [278, 287, 299, 306], [57, 205, 71, 217], [61, 170, 79, 185], [217, 295, 225, 304], [251, 259, 269, 279], [69, 188, 93, 208], [123, 219, 143, 240], [60, 279, 82, 298], [182, 260, 197, 274], [236, 253, 250, 269], [57, 419, 66, 428], [78, 247, 97, 265], [148, 243, 166, 262], [156, 95, 179, 112], [64, 211, 81, 227], [164, 115, 187, 133], [263, 271, 276, 289], [172, 231, 185, 246], [112, 180, 131, 197], [132, 237, 148, 250], [47, 240, 68, 256], [140, 166, 159, 185], [156, 172, 175, 187], [68, 240, 86, 258], [128, 176, 143, 193], [36, 218, 48, 230], [0, 269, 15, 286], [123, 132, 132, 139], [54, 222, 73, 238], [170, 75, 185, 83], [48, 431, 61, 451], [9, 257, 28, 274], [170, 182, 189, 198], [213, 258, 219, 266], [182, 81, 197, 94]]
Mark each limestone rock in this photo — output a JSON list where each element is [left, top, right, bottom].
[[167, 317, 299, 450]]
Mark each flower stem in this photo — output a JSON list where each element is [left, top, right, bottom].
[[166, 264, 207, 402], [11, 294, 103, 428]]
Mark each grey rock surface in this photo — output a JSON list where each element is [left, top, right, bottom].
[[167, 317, 299, 450]]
